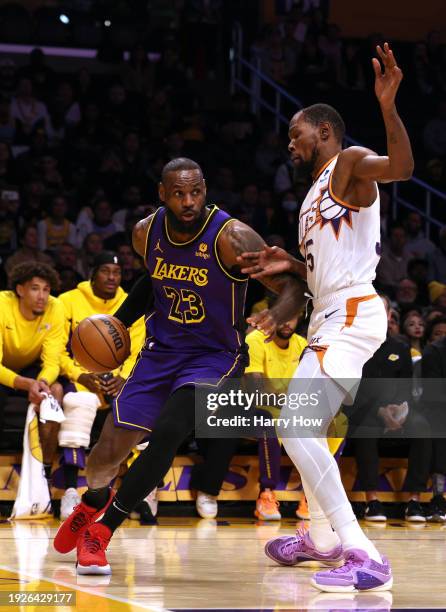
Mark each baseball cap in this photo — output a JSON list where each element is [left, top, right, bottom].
[[91, 251, 120, 277]]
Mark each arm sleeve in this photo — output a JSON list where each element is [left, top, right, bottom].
[[118, 316, 146, 379], [0, 324, 19, 388], [244, 332, 266, 374], [59, 299, 85, 382], [38, 301, 65, 384], [114, 274, 153, 328]]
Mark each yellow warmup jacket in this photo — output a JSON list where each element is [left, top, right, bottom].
[[59, 281, 145, 391], [0, 291, 65, 388], [245, 329, 307, 383], [245, 329, 346, 455]]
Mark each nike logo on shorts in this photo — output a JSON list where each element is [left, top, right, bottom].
[[324, 309, 339, 319]]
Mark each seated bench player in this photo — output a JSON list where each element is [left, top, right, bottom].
[[57, 252, 146, 519], [0, 262, 64, 498]]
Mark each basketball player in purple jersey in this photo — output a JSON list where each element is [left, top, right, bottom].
[[54, 157, 305, 574], [238, 43, 413, 592]]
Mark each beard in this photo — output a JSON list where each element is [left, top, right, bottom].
[[276, 328, 294, 340], [166, 207, 207, 235], [293, 145, 319, 180]]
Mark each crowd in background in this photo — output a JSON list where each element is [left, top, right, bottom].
[[252, 3, 446, 191], [0, 0, 446, 517]]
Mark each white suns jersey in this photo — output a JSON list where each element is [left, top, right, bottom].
[[298, 154, 381, 299]]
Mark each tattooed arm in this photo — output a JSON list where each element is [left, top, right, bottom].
[[360, 42, 413, 182], [132, 213, 154, 257], [331, 43, 413, 209], [217, 220, 305, 338]]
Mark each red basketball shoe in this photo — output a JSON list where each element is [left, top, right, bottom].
[[53, 489, 114, 554], [76, 522, 112, 575]]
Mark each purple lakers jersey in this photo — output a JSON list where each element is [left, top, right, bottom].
[[145, 205, 248, 354]]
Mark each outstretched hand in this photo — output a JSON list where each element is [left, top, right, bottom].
[[246, 309, 278, 342], [236, 245, 292, 279], [372, 42, 403, 111]]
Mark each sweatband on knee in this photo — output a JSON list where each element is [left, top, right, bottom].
[[59, 392, 100, 448]]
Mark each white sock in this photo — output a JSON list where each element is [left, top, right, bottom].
[[282, 352, 382, 564], [288, 438, 383, 563], [304, 438, 341, 552], [302, 474, 340, 552], [331, 511, 382, 562]]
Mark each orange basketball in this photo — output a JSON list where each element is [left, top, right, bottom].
[[71, 314, 131, 373]]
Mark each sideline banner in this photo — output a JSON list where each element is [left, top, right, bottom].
[[0, 455, 434, 503]]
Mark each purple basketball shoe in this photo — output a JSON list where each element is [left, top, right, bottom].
[[311, 548, 393, 592], [265, 526, 343, 567]]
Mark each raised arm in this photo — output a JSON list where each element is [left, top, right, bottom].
[[334, 43, 414, 192], [217, 220, 305, 338]]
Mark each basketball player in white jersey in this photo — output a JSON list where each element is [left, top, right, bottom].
[[238, 43, 413, 592]]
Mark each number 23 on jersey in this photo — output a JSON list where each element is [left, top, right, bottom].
[[163, 285, 205, 324]]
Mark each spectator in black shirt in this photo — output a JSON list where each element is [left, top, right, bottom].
[[347, 296, 431, 522], [421, 337, 446, 521], [401, 311, 425, 362]]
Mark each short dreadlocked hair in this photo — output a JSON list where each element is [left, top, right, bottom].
[[302, 103, 346, 143], [9, 262, 60, 295]]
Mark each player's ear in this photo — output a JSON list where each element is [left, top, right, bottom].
[[320, 122, 330, 141], [16, 283, 24, 298], [203, 179, 207, 196], [158, 182, 165, 203]]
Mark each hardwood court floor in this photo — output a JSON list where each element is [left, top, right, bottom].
[[0, 516, 445, 611]]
